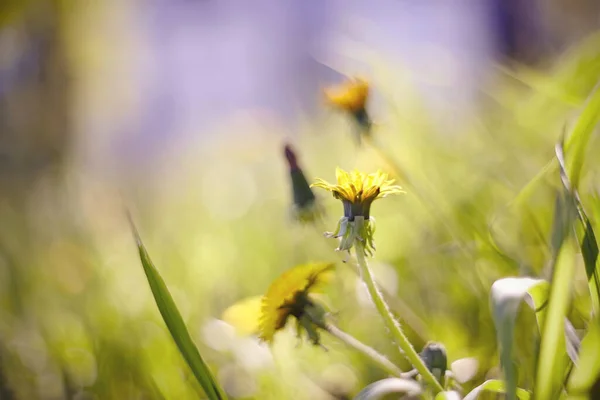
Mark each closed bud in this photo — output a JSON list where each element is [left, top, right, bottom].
[[284, 144, 322, 223], [420, 341, 448, 386]]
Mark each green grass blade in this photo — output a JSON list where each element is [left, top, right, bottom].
[[128, 214, 227, 400], [578, 216, 600, 315], [583, 192, 600, 316], [507, 77, 600, 211], [567, 318, 600, 397], [565, 81, 600, 190], [556, 140, 600, 315], [533, 192, 577, 400]]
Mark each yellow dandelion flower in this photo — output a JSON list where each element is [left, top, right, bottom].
[[258, 262, 335, 345], [311, 168, 404, 255], [313, 168, 403, 218], [324, 77, 369, 113], [222, 295, 263, 336], [324, 77, 372, 140]]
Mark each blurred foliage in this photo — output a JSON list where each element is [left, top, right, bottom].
[[1, 1, 600, 398]]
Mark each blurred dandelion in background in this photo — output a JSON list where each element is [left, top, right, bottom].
[[324, 77, 371, 142], [258, 262, 334, 346]]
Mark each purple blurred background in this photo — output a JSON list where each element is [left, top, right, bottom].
[[1, 0, 599, 176]]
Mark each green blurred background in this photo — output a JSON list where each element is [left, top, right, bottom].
[[1, 1, 600, 399]]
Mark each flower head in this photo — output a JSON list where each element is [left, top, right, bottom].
[[311, 168, 404, 255], [258, 262, 335, 345], [312, 168, 403, 219], [222, 295, 263, 336], [324, 77, 369, 113], [324, 77, 372, 141]]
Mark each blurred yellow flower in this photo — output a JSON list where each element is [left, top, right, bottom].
[[258, 262, 335, 345], [222, 295, 263, 336], [312, 168, 404, 255], [324, 77, 372, 141], [324, 77, 369, 113]]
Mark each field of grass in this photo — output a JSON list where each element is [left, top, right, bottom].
[[1, 21, 600, 399]]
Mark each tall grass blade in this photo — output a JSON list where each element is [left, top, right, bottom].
[[565, 80, 600, 191], [556, 140, 600, 315], [506, 73, 600, 210], [127, 213, 227, 400], [533, 191, 577, 400], [579, 218, 600, 315], [567, 318, 600, 397]]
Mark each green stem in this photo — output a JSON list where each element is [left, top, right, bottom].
[[354, 240, 444, 393], [322, 322, 409, 378], [312, 222, 430, 341]]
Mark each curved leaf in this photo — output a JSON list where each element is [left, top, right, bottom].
[[352, 378, 421, 400], [556, 140, 600, 314], [450, 357, 479, 384], [533, 194, 577, 400], [579, 216, 600, 314], [504, 59, 600, 215], [567, 319, 600, 396], [565, 81, 600, 191], [490, 277, 549, 399], [463, 380, 531, 400]]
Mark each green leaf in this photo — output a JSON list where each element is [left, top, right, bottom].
[[128, 214, 227, 400], [565, 82, 600, 191], [533, 193, 577, 400], [588, 193, 600, 314], [556, 139, 600, 313], [490, 277, 549, 399], [580, 217, 600, 314], [463, 380, 531, 400], [352, 378, 422, 400], [506, 73, 600, 212], [567, 319, 600, 395], [494, 64, 584, 107], [580, 219, 598, 277]]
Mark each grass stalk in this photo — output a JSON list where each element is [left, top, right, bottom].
[[354, 240, 444, 393]]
